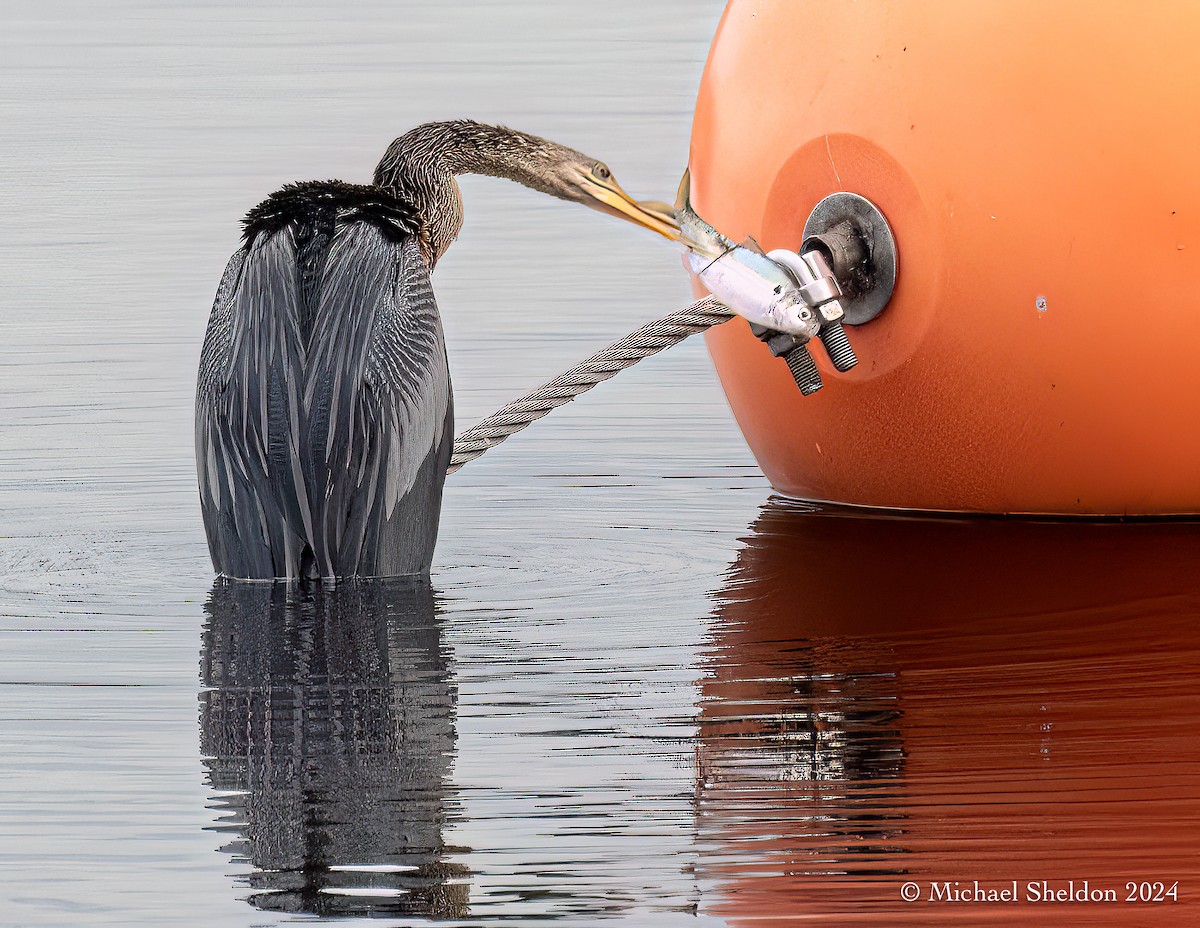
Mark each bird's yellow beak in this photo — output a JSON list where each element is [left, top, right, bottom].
[[580, 173, 684, 242]]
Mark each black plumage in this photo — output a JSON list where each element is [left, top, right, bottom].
[[241, 180, 419, 243]]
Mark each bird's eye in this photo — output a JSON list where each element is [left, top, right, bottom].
[[594, 163, 612, 181]]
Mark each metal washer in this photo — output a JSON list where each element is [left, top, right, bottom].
[[802, 192, 898, 326]]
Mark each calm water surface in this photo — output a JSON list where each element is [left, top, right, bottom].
[[2, 2, 1198, 925]]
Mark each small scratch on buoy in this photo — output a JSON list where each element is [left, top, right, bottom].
[[824, 135, 843, 187]]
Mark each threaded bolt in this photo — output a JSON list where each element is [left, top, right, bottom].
[[784, 345, 823, 395], [819, 321, 858, 372]]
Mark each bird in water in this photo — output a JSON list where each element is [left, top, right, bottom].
[[196, 120, 680, 581]]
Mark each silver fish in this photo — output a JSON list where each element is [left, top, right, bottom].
[[638, 171, 818, 339]]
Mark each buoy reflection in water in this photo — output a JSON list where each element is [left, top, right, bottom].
[[699, 502, 1200, 925]]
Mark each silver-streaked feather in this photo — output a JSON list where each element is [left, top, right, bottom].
[[304, 229, 451, 577], [196, 193, 451, 580]]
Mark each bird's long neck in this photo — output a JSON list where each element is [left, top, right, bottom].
[[373, 120, 564, 265]]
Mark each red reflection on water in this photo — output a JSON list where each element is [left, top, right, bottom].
[[699, 503, 1200, 925]]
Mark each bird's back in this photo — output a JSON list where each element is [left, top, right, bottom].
[[196, 181, 453, 580]]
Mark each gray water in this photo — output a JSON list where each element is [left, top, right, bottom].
[[4, 2, 1200, 926]]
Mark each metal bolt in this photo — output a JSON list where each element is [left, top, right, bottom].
[[783, 345, 823, 395], [818, 321, 858, 372]]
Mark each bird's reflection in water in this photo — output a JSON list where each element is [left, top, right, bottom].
[[699, 500, 1200, 926], [199, 579, 468, 918]]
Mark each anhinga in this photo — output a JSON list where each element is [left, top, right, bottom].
[[196, 120, 680, 580]]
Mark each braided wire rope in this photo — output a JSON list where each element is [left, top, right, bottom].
[[447, 296, 734, 473]]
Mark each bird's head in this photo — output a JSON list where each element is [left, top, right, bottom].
[[375, 122, 685, 255], [534, 151, 683, 243]]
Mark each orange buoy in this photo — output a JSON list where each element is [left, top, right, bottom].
[[690, 2, 1200, 515]]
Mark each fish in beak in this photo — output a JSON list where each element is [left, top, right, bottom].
[[580, 169, 684, 242]]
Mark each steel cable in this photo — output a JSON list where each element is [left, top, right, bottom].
[[447, 296, 733, 473]]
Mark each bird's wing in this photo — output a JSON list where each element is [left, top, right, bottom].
[[195, 233, 314, 578], [304, 226, 452, 576]]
